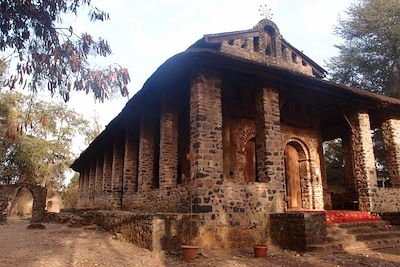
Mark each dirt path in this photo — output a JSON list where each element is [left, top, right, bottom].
[[0, 218, 399, 267]]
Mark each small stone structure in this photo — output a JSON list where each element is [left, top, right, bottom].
[[270, 212, 327, 251], [0, 183, 47, 223], [71, 19, 400, 249]]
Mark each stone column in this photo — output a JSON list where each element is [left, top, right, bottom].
[[123, 127, 139, 195], [138, 113, 155, 192], [78, 170, 84, 207], [159, 95, 178, 189], [95, 153, 104, 201], [189, 71, 224, 213], [88, 159, 96, 207], [349, 112, 378, 211], [83, 166, 89, 207], [111, 135, 124, 209], [103, 142, 113, 205], [381, 118, 400, 187], [255, 86, 285, 213]]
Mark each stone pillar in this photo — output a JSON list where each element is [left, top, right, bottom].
[[78, 170, 84, 207], [349, 112, 378, 211], [88, 159, 96, 207], [189, 71, 224, 213], [381, 118, 400, 187], [83, 166, 90, 207], [138, 113, 155, 192], [123, 127, 139, 196], [95, 153, 104, 200], [159, 95, 178, 189], [255, 87, 285, 213], [111, 135, 124, 209], [103, 142, 113, 204]]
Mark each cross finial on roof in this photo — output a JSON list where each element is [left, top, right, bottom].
[[258, 4, 273, 20]]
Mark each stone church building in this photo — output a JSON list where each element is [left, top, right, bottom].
[[72, 19, 400, 248]]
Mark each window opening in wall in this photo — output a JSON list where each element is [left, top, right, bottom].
[[323, 138, 357, 210], [253, 36, 260, 52], [372, 128, 390, 188], [302, 60, 307, 66], [292, 52, 298, 63], [228, 39, 234, 45]]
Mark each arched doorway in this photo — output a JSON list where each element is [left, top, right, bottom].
[[284, 140, 310, 210], [8, 187, 34, 219]]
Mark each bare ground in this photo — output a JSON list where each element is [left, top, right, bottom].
[[0, 218, 399, 267]]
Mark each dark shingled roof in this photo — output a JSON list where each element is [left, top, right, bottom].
[[71, 48, 400, 171]]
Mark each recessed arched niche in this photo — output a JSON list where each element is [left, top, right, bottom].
[[264, 25, 276, 57]]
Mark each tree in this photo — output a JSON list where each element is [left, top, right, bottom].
[[0, 91, 89, 191], [61, 172, 79, 208], [83, 113, 103, 146], [328, 0, 400, 98], [323, 139, 345, 190], [0, 0, 130, 102]]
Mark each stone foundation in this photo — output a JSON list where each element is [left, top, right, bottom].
[[64, 209, 273, 251], [270, 212, 327, 251]]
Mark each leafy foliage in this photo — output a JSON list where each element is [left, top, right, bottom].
[[323, 139, 346, 192], [84, 113, 103, 146], [0, 0, 130, 101], [328, 0, 400, 98], [0, 91, 89, 191], [61, 172, 79, 208]]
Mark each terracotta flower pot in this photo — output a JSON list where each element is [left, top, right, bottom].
[[181, 245, 199, 261], [253, 245, 268, 258]]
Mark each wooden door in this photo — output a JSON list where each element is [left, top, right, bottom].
[[285, 144, 302, 210], [244, 139, 256, 183]]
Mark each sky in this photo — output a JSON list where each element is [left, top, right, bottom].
[[53, 0, 353, 153]]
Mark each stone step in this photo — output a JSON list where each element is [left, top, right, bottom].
[[309, 237, 400, 252], [332, 221, 388, 228], [328, 222, 399, 235], [311, 220, 400, 252]]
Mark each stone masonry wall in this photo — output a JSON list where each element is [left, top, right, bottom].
[[123, 127, 139, 196], [349, 112, 378, 211], [189, 70, 224, 214], [381, 118, 400, 187], [138, 112, 156, 192], [0, 183, 47, 223], [270, 212, 327, 251], [123, 186, 190, 213], [159, 94, 178, 189], [111, 135, 125, 209], [255, 87, 285, 213], [369, 118, 400, 212], [95, 154, 104, 202], [88, 159, 96, 208], [95, 142, 113, 209]]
